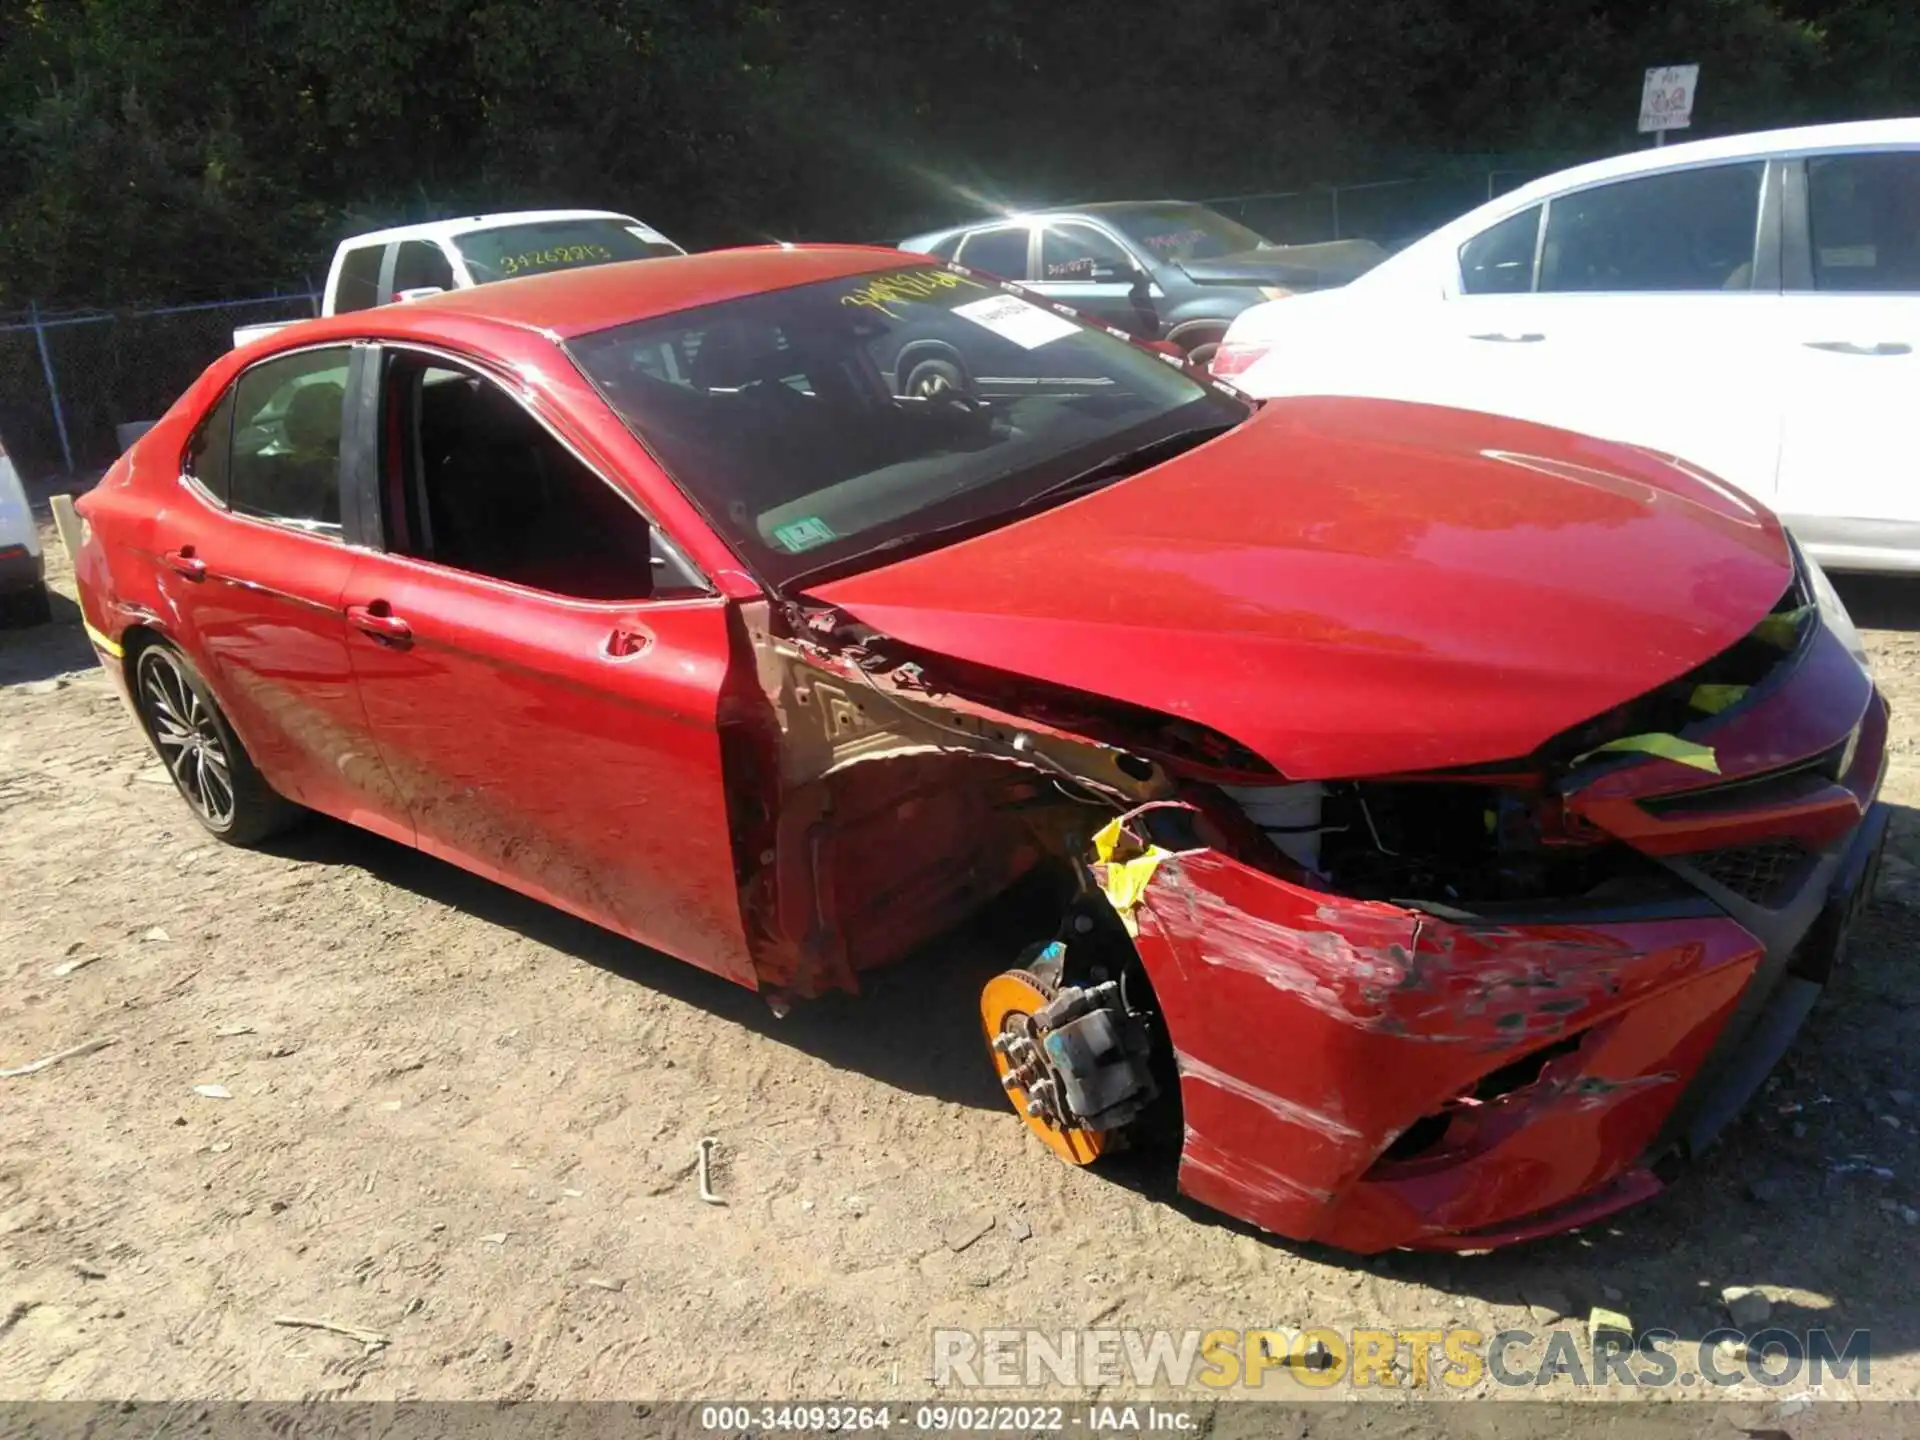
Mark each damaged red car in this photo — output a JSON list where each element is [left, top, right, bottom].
[[71, 247, 1888, 1253]]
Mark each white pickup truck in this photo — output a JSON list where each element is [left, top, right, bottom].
[[234, 209, 684, 347]]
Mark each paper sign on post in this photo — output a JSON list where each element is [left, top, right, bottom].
[[952, 294, 1080, 350], [1639, 65, 1700, 133]]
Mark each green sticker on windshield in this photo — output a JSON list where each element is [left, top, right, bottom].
[[772, 516, 837, 553]]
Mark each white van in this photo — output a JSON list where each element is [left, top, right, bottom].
[[234, 209, 684, 348]]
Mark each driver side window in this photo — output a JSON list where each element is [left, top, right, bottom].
[[378, 355, 701, 600], [1040, 224, 1134, 279]]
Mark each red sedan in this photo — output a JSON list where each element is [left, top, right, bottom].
[[70, 246, 1887, 1253]]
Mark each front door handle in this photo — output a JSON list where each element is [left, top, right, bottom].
[[1468, 332, 1546, 344], [346, 601, 412, 645], [164, 547, 207, 581], [1803, 340, 1912, 356], [602, 622, 653, 660]]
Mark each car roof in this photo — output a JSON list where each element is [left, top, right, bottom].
[[901, 200, 1209, 247], [401, 243, 916, 338], [1494, 117, 1920, 210], [337, 209, 652, 249]]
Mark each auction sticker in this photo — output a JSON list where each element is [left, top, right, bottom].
[[626, 223, 674, 245], [953, 295, 1079, 349]]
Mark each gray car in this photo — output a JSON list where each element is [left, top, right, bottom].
[[899, 200, 1385, 366]]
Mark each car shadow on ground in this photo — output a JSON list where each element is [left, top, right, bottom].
[[265, 801, 1920, 1371], [0, 590, 97, 686], [265, 815, 1042, 1116]]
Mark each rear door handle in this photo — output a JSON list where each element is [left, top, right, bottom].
[[164, 547, 206, 581], [1803, 340, 1912, 356], [346, 601, 412, 645], [1468, 332, 1546, 343]]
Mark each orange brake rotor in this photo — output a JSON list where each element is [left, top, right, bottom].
[[981, 969, 1107, 1166]]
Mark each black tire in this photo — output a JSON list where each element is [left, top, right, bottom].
[[901, 353, 970, 399], [131, 641, 301, 845], [0, 581, 53, 629]]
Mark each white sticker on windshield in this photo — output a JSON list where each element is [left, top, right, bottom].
[[625, 223, 672, 245], [952, 295, 1079, 350]]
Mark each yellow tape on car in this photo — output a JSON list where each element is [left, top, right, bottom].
[[1575, 733, 1720, 773]]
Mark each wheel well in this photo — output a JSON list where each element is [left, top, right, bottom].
[[894, 341, 968, 381], [117, 622, 167, 690], [1164, 320, 1228, 351]]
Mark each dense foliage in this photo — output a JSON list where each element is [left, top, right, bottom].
[[2, 0, 1913, 308]]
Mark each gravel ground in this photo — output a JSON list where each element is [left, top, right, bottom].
[[3, 481, 1918, 1414]]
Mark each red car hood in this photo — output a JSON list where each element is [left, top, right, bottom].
[[806, 397, 1793, 778]]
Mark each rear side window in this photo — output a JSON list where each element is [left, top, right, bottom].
[[1458, 206, 1542, 294], [956, 227, 1030, 279], [1539, 162, 1764, 292], [391, 240, 455, 295], [227, 348, 352, 531], [184, 391, 236, 505], [1807, 152, 1920, 292], [334, 246, 385, 313], [915, 234, 964, 261]]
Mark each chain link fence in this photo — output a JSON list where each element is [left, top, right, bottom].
[[0, 293, 320, 481], [1200, 166, 1555, 250]]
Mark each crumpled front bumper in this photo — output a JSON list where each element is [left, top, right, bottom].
[[1132, 620, 1888, 1253]]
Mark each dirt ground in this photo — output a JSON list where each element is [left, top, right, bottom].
[[4, 481, 1920, 1414]]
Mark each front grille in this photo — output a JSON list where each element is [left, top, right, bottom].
[[1687, 840, 1809, 907]]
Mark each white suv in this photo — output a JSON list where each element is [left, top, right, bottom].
[[1216, 118, 1920, 573]]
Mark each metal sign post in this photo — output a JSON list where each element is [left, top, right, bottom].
[[1639, 64, 1700, 147]]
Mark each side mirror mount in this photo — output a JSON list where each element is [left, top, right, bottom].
[[1089, 261, 1147, 286], [394, 286, 447, 304]]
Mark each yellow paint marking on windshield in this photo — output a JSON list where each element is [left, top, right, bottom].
[[840, 269, 980, 319]]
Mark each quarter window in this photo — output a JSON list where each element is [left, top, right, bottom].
[[1807, 152, 1920, 293], [227, 348, 351, 530], [956, 227, 1030, 280], [379, 357, 674, 600], [184, 391, 236, 505], [1458, 206, 1542, 294], [1539, 162, 1764, 292], [1040, 224, 1135, 279], [334, 245, 386, 313]]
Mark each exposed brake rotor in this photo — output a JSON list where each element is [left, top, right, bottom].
[[981, 968, 1109, 1166]]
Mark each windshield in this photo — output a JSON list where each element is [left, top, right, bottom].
[[568, 265, 1248, 587], [1098, 203, 1270, 264], [454, 217, 683, 283]]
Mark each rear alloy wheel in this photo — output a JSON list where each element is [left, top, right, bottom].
[[981, 968, 1109, 1166], [134, 643, 297, 844]]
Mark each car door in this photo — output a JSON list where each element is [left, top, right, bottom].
[[1772, 148, 1920, 567], [339, 346, 757, 984], [1025, 220, 1159, 336], [1369, 161, 1786, 503], [148, 343, 413, 840]]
